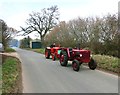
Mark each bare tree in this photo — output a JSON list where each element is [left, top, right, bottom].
[[21, 5, 59, 45], [67, 18, 90, 47], [99, 14, 118, 55], [0, 19, 18, 49], [44, 21, 76, 47], [99, 14, 118, 42], [0, 19, 9, 49]]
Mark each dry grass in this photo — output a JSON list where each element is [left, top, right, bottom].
[[93, 55, 119, 73]]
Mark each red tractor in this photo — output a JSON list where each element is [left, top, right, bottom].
[[45, 46, 62, 61], [59, 48, 97, 71]]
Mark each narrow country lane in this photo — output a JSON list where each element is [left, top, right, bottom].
[[14, 48, 118, 93]]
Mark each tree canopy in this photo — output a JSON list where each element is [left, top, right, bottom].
[[21, 5, 59, 45], [44, 14, 119, 57]]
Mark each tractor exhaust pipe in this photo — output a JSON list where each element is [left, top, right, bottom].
[[77, 43, 80, 50]]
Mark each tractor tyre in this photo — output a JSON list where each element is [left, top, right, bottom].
[[60, 50, 68, 66], [88, 58, 97, 70], [72, 60, 80, 71], [52, 55, 56, 61], [45, 48, 50, 59]]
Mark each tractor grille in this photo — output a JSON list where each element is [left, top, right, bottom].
[[80, 50, 90, 63]]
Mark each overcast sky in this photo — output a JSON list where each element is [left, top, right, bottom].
[[0, 0, 119, 39]]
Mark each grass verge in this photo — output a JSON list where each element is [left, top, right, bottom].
[[32, 48, 45, 54], [92, 55, 119, 74], [0, 65, 2, 94], [2, 55, 22, 94], [27, 48, 45, 54], [5, 48, 16, 53]]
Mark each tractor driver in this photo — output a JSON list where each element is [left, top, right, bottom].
[[50, 43, 56, 48]]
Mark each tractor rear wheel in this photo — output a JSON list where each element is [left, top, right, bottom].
[[60, 50, 68, 66], [72, 60, 80, 71], [88, 58, 97, 70], [45, 48, 50, 59]]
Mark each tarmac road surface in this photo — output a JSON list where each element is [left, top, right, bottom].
[[14, 48, 118, 93]]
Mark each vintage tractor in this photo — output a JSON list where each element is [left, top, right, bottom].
[[59, 48, 97, 71], [45, 46, 62, 61]]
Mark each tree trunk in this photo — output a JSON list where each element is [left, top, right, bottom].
[[40, 36, 45, 48]]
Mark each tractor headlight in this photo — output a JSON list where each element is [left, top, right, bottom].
[[80, 54, 82, 57], [90, 54, 92, 57]]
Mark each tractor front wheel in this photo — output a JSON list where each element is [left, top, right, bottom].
[[52, 55, 56, 61], [60, 51, 68, 66], [45, 49, 50, 59], [88, 58, 97, 70], [72, 60, 80, 71]]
